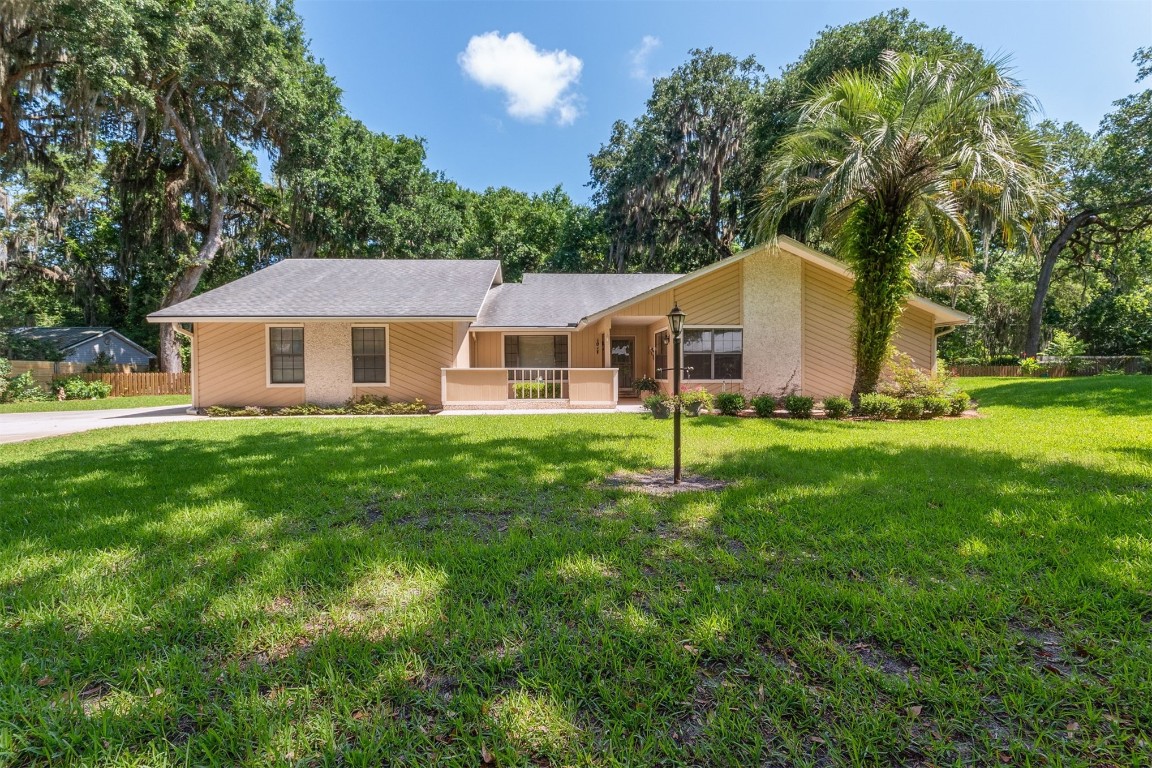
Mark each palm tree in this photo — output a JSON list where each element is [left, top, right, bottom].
[[756, 51, 1052, 398]]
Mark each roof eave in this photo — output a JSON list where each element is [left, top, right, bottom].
[[146, 315, 478, 324]]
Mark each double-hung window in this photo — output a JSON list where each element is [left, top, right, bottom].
[[352, 327, 388, 384], [269, 327, 304, 384], [683, 328, 743, 380]]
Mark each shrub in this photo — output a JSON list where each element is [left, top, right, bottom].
[[643, 393, 674, 417], [1044, 330, 1087, 373], [822, 395, 853, 419], [922, 396, 950, 418], [0, 357, 10, 400], [949, 356, 986, 367], [85, 351, 116, 373], [208, 397, 427, 417], [988, 353, 1023, 366], [5, 371, 49, 402], [858, 393, 900, 419], [714, 392, 746, 416], [52, 377, 112, 400], [879, 351, 951, 398], [1019, 357, 1043, 376], [678, 386, 713, 415], [782, 394, 814, 418], [749, 394, 776, 417], [896, 397, 926, 420], [948, 392, 972, 416], [513, 380, 562, 399]]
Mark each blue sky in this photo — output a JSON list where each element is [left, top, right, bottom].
[[295, 1, 1151, 203]]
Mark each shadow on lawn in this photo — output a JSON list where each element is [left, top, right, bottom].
[[1, 419, 1150, 765]]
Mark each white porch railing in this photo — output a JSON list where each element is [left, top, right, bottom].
[[441, 368, 618, 408], [508, 367, 568, 399]]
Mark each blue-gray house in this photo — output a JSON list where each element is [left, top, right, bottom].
[[9, 327, 155, 369]]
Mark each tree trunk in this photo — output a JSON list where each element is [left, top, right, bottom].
[[848, 205, 915, 401], [157, 190, 226, 371], [1024, 210, 1097, 357]]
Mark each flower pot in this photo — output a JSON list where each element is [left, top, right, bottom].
[[649, 404, 671, 419], [685, 401, 706, 417]]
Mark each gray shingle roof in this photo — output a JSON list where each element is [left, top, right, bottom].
[[475, 273, 681, 328], [11, 326, 115, 350], [149, 259, 503, 320]]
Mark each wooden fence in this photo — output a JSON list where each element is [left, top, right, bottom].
[[7, 361, 190, 396], [951, 356, 1147, 377]]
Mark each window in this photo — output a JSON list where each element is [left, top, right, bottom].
[[269, 327, 304, 384], [683, 328, 742, 380], [504, 335, 569, 369], [352, 327, 388, 383]]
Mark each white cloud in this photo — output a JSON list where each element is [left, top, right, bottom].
[[629, 35, 661, 80], [459, 31, 583, 126]]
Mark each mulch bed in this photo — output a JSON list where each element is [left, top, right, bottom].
[[602, 469, 731, 496]]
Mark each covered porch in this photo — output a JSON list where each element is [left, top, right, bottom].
[[440, 314, 670, 410]]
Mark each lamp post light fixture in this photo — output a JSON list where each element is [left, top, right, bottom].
[[667, 304, 687, 484]]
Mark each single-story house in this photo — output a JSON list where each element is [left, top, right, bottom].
[[147, 236, 970, 410], [8, 326, 155, 369]]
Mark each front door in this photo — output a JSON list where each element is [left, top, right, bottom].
[[611, 338, 635, 391]]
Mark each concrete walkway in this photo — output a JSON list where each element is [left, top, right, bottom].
[[0, 406, 202, 445]]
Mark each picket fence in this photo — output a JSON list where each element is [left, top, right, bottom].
[[8, 361, 191, 396]]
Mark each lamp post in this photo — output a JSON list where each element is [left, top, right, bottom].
[[667, 304, 686, 485]]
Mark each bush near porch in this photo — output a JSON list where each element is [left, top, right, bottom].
[[0, 377, 1149, 766]]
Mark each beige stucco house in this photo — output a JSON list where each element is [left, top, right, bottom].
[[148, 236, 970, 410]]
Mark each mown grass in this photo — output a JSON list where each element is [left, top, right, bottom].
[[0, 395, 190, 414], [0, 376, 1149, 767]]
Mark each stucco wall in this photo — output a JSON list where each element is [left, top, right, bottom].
[[741, 248, 803, 395], [304, 321, 354, 405]]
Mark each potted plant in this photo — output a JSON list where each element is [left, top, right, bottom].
[[643, 393, 674, 419], [679, 386, 713, 416], [633, 376, 660, 397]]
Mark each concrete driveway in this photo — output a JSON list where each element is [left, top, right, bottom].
[[0, 405, 202, 444]]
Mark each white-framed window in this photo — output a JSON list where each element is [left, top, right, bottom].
[[268, 326, 305, 384], [684, 328, 743, 380], [503, 334, 569, 368], [352, 326, 388, 384]]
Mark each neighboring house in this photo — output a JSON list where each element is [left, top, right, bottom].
[[148, 236, 970, 410], [8, 326, 155, 369]]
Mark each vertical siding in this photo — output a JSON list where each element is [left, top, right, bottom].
[[354, 322, 456, 407], [611, 260, 742, 325], [571, 326, 601, 368], [801, 262, 939, 398], [471, 331, 503, 367], [195, 323, 305, 407]]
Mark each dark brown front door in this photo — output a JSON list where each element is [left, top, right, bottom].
[[611, 338, 635, 390]]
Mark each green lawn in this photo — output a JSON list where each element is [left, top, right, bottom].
[[0, 377, 1149, 767], [0, 395, 191, 414]]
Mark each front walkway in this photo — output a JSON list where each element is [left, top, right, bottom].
[[0, 406, 202, 444]]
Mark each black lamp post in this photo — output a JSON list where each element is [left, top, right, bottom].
[[667, 304, 687, 484]]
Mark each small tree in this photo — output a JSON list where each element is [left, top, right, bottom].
[[756, 52, 1050, 398]]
